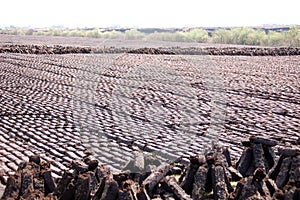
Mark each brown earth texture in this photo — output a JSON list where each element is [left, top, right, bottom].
[[0, 35, 299, 199]]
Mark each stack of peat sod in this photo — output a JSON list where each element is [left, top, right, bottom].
[[205, 47, 300, 56], [0, 45, 92, 54], [104, 46, 300, 56], [1, 136, 299, 200], [230, 136, 300, 199], [1, 44, 300, 56], [127, 48, 176, 55]]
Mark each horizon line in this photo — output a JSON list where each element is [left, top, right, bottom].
[[1, 24, 300, 30]]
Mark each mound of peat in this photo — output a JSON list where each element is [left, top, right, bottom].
[[127, 48, 175, 55], [2, 44, 299, 56], [123, 46, 300, 56], [205, 47, 300, 56], [0, 44, 92, 54], [1, 137, 299, 200]]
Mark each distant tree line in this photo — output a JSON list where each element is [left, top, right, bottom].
[[1, 26, 299, 47]]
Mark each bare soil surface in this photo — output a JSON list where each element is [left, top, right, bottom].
[[0, 35, 299, 199], [0, 52, 299, 179]]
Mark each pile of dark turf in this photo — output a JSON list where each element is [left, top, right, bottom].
[[127, 48, 175, 55], [126, 47, 300, 56], [0, 44, 92, 54], [205, 47, 300, 56], [1, 136, 299, 200], [2, 44, 299, 56]]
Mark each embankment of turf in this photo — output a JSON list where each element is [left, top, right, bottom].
[[1, 44, 300, 56]]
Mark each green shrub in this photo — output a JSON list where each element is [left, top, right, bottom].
[[183, 28, 209, 43], [284, 26, 300, 47], [266, 31, 284, 46], [245, 30, 267, 46], [25, 29, 34, 35], [125, 29, 145, 40], [212, 27, 269, 46], [85, 28, 101, 38], [211, 29, 233, 44], [146, 32, 179, 42], [105, 30, 124, 39], [146, 29, 208, 43]]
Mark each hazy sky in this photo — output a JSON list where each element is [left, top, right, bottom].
[[1, 0, 299, 28]]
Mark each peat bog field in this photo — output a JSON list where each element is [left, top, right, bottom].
[[0, 36, 299, 199]]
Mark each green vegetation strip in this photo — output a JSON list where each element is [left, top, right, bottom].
[[1, 26, 300, 47]]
